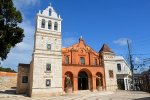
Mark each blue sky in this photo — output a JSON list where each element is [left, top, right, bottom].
[[1, 0, 150, 72]]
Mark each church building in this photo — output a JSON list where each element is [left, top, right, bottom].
[[16, 4, 131, 97], [62, 37, 106, 92]]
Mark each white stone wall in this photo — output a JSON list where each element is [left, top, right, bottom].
[[114, 56, 131, 75], [32, 56, 62, 88], [103, 53, 131, 91], [35, 33, 61, 52], [103, 53, 118, 91], [36, 15, 62, 33], [36, 5, 62, 33]]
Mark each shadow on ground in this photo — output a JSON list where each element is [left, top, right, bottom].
[[0, 89, 16, 94], [134, 97, 150, 100], [0, 89, 27, 97]]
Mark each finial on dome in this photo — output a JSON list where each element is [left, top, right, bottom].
[[80, 35, 82, 39]]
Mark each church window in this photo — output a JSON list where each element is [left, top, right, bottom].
[[109, 70, 114, 78], [48, 20, 52, 29], [22, 76, 28, 83], [47, 44, 51, 50], [66, 56, 69, 64], [46, 79, 51, 87], [41, 19, 45, 28], [95, 59, 97, 65], [46, 63, 51, 71], [49, 9, 51, 16], [117, 64, 121, 72], [54, 22, 58, 30], [80, 57, 85, 65]]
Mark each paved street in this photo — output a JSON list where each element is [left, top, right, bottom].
[[0, 90, 150, 100]]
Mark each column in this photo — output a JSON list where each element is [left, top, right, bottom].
[[92, 76, 96, 91], [73, 76, 78, 93]]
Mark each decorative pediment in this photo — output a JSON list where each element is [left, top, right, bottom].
[[62, 37, 99, 56]]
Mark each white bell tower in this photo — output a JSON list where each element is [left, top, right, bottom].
[[29, 4, 63, 97]]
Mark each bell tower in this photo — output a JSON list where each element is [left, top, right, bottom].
[[29, 4, 63, 97]]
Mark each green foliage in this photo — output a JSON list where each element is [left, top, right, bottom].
[[0, 66, 16, 72], [0, 0, 24, 60]]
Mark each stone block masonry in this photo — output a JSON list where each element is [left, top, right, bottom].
[[0, 71, 17, 90]]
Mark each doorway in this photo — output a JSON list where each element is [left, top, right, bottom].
[[117, 79, 125, 90], [78, 71, 89, 90]]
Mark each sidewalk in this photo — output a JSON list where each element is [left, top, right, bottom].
[[0, 90, 150, 100]]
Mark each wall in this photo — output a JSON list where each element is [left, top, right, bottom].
[[0, 71, 17, 90], [16, 64, 30, 94], [62, 66, 106, 92], [115, 56, 131, 76], [102, 52, 118, 91]]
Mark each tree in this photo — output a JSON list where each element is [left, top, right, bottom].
[[0, 66, 16, 72], [0, 0, 24, 60]]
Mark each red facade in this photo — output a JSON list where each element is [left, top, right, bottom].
[[62, 38, 106, 92]]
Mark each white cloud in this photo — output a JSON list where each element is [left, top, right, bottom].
[[63, 37, 77, 47], [2, 50, 32, 71], [20, 19, 34, 38], [134, 57, 140, 64], [13, 0, 40, 8], [113, 38, 132, 46], [15, 42, 33, 52], [2, 40, 33, 70], [13, 17, 34, 53]]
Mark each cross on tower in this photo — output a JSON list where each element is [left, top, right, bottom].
[[49, 3, 52, 6]]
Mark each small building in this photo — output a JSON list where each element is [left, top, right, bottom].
[[100, 44, 131, 91]]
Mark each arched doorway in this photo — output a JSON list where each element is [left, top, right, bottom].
[[78, 71, 89, 90]]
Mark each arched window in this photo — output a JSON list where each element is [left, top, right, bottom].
[[54, 22, 58, 30], [49, 9, 51, 16], [80, 57, 85, 65], [41, 19, 45, 28], [95, 59, 97, 65], [48, 20, 52, 29], [66, 56, 69, 64]]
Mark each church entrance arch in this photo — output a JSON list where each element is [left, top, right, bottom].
[[78, 71, 88, 90]]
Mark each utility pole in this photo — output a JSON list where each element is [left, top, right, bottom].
[[127, 40, 134, 90]]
